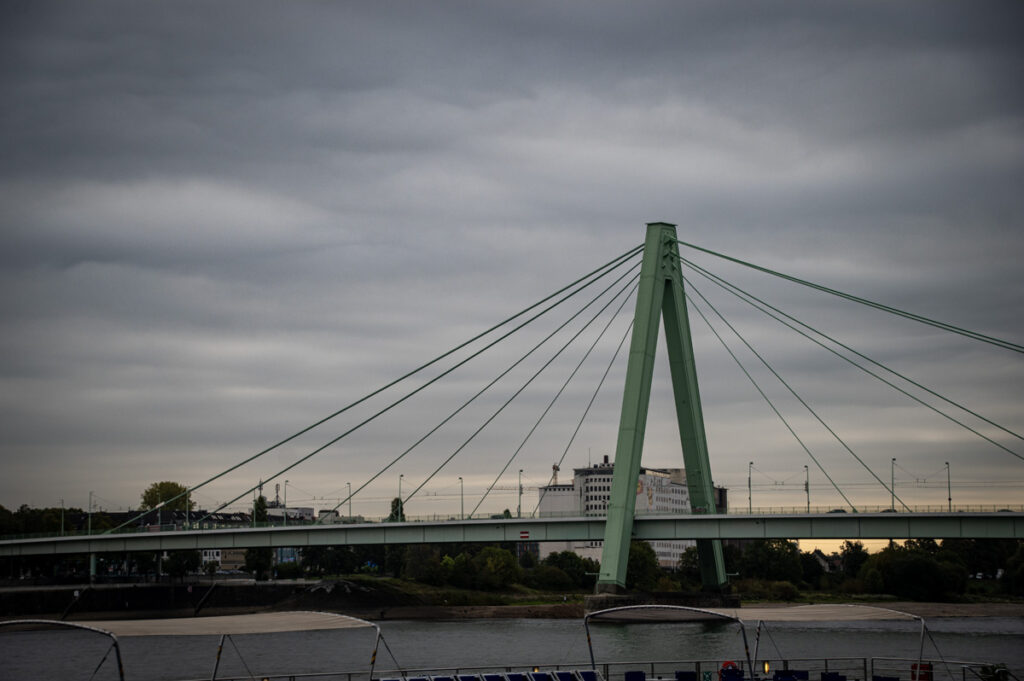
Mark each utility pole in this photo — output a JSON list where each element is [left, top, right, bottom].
[[398, 474, 404, 520], [347, 482, 352, 521], [88, 491, 93, 535], [748, 462, 753, 513], [804, 465, 810, 513], [60, 498, 64, 536], [458, 476, 464, 520], [946, 462, 951, 512], [284, 480, 288, 527], [891, 458, 896, 511], [518, 469, 523, 519], [185, 488, 190, 529]]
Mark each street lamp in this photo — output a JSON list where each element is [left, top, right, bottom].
[[748, 462, 753, 514], [458, 476, 464, 520], [518, 469, 523, 519], [804, 465, 810, 513], [284, 480, 288, 527], [60, 498, 64, 537], [945, 462, 951, 512], [88, 491, 93, 535], [347, 481, 352, 521], [891, 457, 896, 511]]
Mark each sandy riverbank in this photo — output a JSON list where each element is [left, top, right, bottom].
[[347, 601, 1024, 621]]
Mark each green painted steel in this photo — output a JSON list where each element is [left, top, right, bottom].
[[596, 222, 726, 592], [2, 513, 1020, 557]]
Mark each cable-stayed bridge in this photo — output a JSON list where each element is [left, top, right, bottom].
[[2, 223, 1022, 591]]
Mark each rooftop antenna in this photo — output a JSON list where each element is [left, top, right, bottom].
[[551, 463, 560, 485]]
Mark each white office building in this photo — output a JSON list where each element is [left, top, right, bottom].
[[536, 455, 696, 568]]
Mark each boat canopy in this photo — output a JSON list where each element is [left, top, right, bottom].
[[1, 611, 384, 681], [583, 604, 935, 676], [584, 603, 921, 624], [80, 610, 379, 637]]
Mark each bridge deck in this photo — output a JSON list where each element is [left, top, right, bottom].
[[1, 512, 1021, 557]]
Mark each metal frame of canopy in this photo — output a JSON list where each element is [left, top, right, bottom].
[[582, 604, 950, 681], [0, 610, 386, 681]]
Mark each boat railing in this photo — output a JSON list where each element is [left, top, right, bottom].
[[171, 656, 1016, 681]]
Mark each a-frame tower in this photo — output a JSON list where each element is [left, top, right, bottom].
[[596, 222, 727, 592]]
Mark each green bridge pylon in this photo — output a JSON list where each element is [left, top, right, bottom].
[[596, 222, 727, 593]]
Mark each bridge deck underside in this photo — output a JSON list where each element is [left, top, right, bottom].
[[1, 513, 1021, 557]]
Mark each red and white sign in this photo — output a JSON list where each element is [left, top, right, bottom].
[[519, 530, 530, 539]]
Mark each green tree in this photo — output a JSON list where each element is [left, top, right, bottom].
[[163, 550, 201, 581], [244, 495, 273, 579], [253, 494, 268, 523], [473, 546, 520, 589], [740, 540, 802, 583], [140, 482, 194, 512], [544, 550, 599, 590], [403, 545, 447, 585], [840, 540, 869, 579], [799, 551, 825, 587], [626, 540, 661, 591], [388, 497, 405, 522]]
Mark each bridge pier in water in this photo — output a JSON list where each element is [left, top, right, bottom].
[[597, 222, 727, 593]]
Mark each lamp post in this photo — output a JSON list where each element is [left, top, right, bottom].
[[891, 458, 896, 511], [458, 476, 464, 520], [60, 498, 64, 537], [518, 469, 523, 519], [347, 481, 352, 521], [945, 462, 951, 512], [804, 465, 810, 513], [283, 480, 288, 527], [185, 488, 190, 528], [748, 462, 753, 514], [88, 491, 93, 535]]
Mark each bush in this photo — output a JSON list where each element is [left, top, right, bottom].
[[770, 581, 800, 601], [275, 562, 303, 579], [523, 565, 574, 591]]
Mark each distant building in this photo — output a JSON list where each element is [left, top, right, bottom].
[[536, 455, 698, 569], [266, 506, 314, 523]]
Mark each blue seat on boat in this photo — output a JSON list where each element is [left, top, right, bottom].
[[721, 668, 744, 681], [434, 676, 455, 681], [508, 673, 528, 681], [676, 672, 697, 681], [821, 674, 846, 681], [775, 672, 808, 681], [577, 671, 601, 681], [531, 673, 553, 681], [459, 675, 479, 681], [410, 677, 430, 681], [483, 675, 504, 681], [625, 671, 646, 681], [555, 672, 576, 681]]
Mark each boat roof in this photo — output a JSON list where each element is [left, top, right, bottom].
[[585, 603, 921, 624], [60, 611, 378, 637]]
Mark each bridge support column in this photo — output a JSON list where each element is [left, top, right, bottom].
[[596, 222, 726, 593]]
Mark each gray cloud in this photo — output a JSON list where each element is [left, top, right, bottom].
[[1, 1, 1021, 517]]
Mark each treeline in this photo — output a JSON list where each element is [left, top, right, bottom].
[[297, 542, 606, 592], [0, 503, 113, 535], [676, 538, 1024, 601]]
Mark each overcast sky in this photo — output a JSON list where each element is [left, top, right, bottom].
[[1, 2, 1022, 521]]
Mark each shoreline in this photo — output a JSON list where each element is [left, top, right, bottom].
[[9, 600, 1019, 624]]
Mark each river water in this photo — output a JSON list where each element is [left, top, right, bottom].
[[1, 617, 1022, 681]]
